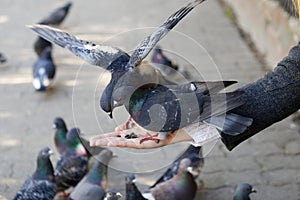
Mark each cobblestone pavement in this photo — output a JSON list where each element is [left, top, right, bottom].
[[0, 0, 300, 199]]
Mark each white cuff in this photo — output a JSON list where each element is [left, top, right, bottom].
[[183, 123, 220, 146]]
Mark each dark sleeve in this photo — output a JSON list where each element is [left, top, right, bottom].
[[221, 42, 300, 150]]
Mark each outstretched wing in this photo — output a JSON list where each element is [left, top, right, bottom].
[[128, 0, 206, 68], [28, 24, 127, 70]]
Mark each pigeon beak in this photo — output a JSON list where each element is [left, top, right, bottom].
[[116, 192, 122, 197], [52, 124, 57, 129], [251, 189, 257, 193], [48, 150, 54, 155]]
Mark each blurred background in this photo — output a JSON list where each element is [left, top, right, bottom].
[[0, 0, 299, 199]]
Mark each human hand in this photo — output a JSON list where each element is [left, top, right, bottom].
[[89, 122, 193, 149]]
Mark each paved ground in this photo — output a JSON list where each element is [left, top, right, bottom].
[[0, 0, 300, 199]]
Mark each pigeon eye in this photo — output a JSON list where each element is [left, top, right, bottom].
[[42, 150, 47, 155]]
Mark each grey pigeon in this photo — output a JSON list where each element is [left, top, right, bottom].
[[67, 149, 113, 200], [150, 145, 204, 188], [53, 117, 68, 155], [0, 52, 7, 63], [150, 158, 197, 200], [233, 183, 256, 200], [13, 147, 56, 200], [29, 0, 207, 117], [125, 175, 148, 200], [32, 46, 56, 91], [55, 128, 89, 193], [34, 2, 72, 56], [104, 188, 122, 200]]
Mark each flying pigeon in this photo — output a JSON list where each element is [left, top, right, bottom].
[[55, 128, 89, 193], [67, 149, 113, 200], [0, 52, 7, 63], [32, 46, 56, 91], [29, 0, 207, 116], [104, 188, 123, 200], [53, 117, 68, 155], [34, 2, 72, 56], [150, 158, 197, 200], [125, 175, 148, 200], [233, 183, 256, 200], [112, 81, 253, 143], [150, 144, 203, 188], [13, 147, 56, 200]]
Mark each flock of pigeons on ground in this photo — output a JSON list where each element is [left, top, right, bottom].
[[13, 117, 255, 200], [2, 0, 258, 199]]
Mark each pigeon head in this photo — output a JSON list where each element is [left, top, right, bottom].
[[66, 128, 87, 156], [126, 174, 136, 184], [34, 147, 54, 181], [53, 117, 67, 131], [104, 188, 122, 200], [153, 46, 162, 54], [38, 146, 54, 158], [233, 183, 256, 200], [100, 54, 130, 117]]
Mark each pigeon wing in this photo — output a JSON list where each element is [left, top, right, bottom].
[[128, 0, 206, 68], [29, 24, 127, 70]]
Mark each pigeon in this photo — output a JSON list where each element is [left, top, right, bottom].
[[125, 175, 148, 200], [34, 37, 52, 57], [67, 149, 113, 200], [150, 158, 197, 200], [38, 2, 72, 26], [150, 145, 203, 188], [13, 147, 56, 200], [114, 81, 253, 143], [32, 46, 56, 91], [151, 46, 191, 80], [34, 2, 72, 56], [55, 128, 89, 193], [151, 46, 178, 70], [53, 117, 68, 155], [0, 52, 7, 63], [104, 188, 122, 200], [233, 183, 256, 200], [29, 0, 207, 116]]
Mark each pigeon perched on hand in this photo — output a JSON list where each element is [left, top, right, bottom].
[[233, 183, 256, 200], [0, 52, 7, 63], [125, 175, 148, 200], [150, 158, 197, 200], [150, 145, 203, 188], [32, 46, 56, 91], [55, 128, 89, 193], [67, 149, 113, 200], [29, 0, 207, 116], [13, 147, 56, 200], [113, 81, 252, 144], [34, 2, 72, 56]]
